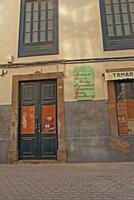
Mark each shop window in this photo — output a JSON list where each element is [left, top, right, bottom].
[[115, 80, 134, 99], [100, 0, 134, 50], [115, 79, 134, 135], [18, 0, 58, 57]]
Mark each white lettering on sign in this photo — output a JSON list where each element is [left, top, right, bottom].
[[105, 71, 134, 80]]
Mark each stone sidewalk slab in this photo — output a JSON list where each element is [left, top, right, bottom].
[[0, 163, 134, 200]]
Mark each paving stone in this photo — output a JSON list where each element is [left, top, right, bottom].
[[0, 163, 134, 200]]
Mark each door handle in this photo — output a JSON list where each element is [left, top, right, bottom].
[[35, 117, 38, 131], [37, 123, 41, 133]]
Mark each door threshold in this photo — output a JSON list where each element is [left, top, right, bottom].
[[16, 160, 63, 164]]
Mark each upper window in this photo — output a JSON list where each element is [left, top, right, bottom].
[[100, 0, 134, 50], [18, 0, 58, 57]]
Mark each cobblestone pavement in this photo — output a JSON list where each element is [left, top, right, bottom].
[[0, 163, 134, 200]]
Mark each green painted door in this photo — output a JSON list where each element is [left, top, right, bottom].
[[19, 80, 57, 160]]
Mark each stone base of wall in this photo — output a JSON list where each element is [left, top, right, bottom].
[[0, 105, 11, 163], [0, 140, 9, 163], [1, 102, 134, 163], [65, 100, 134, 163], [66, 136, 134, 163]]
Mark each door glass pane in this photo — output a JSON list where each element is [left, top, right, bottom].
[[24, 33, 30, 44], [41, 1, 46, 10], [129, 3, 134, 12], [131, 14, 134, 23], [48, 10, 53, 19], [41, 84, 56, 101], [124, 24, 131, 35], [33, 22, 38, 31], [105, 5, 112, 14], [32, 32, 38, 42], [33, 12, 38, 21], [25, 22, 31, 32], [114, 4, 120, 14], [121, 3, 127, 13], [115, 14, 121, 24], [126, 81, 134, 98], [48, 20, 53, 30], [25, 12, 31, 22], [40, 31, 46, 42], [21, 106, 35, 134], [48, 0, 53, 9], [116, 25, 123, 35], [26, 2, 32, 12], [41, 104, 56, 134], [33, 2, 38, 11], [107, 15, 113, 25], [48, 31, 53, 41], [40, 21, 46, 31], [115, 82, 126, 99], [108, 25, 114, 36], [41, 11, 46, 20], [123, 14, 129, 23]]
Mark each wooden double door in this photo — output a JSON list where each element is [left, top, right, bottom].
[[19, 80, 57, 160]]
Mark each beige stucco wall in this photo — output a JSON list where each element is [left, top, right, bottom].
[[0, 61, 134, 105], [0, 63, 105, 104], [0, 0, 100, 63], [0, 0, 134, 64], [0, 0, 134, 105]]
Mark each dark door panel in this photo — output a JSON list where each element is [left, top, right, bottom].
[[40, 135, 57, 159], [19, 136, 36, 159]]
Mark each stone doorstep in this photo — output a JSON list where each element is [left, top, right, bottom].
[[14, 160, 66, 164]]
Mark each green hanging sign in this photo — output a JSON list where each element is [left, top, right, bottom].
[[74, 66, 94, 100]]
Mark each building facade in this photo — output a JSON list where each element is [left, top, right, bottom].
[[0, 0, 134, 163]]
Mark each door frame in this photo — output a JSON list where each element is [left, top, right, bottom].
[[8, 72, 67, 163]]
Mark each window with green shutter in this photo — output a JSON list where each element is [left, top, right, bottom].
[[18, 0, 58, 57], [100, 0, 134, 50]]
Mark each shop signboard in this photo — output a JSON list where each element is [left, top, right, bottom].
[[105, 71, 134, 80]]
